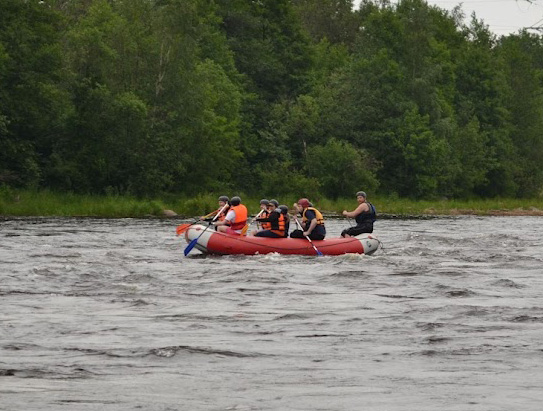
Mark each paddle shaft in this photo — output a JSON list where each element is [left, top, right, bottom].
[[184, 203, 229, 256], [241, 208, 265, 236], [176, 207, 223, 235], [294, 216, 323, 256]]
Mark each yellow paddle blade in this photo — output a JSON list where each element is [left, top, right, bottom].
[[240, 224, 249, 236]]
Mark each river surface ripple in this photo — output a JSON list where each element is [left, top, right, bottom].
[[1, 216, 543, 411]]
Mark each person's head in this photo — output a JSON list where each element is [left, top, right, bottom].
[[278, 205, 289, 215], [356, 191, 367, 203], [218, 195, 229, 207], [268, 199, 279, 211], [230, 196, 241, 206], [260, 199, 269, 210], [297, 198, 311, 209]]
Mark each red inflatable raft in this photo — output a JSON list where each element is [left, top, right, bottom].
[[183, 224, 380, 256]]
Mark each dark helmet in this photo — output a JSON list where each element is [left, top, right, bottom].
[[269, 199, 279, 207], [297, 198, 310, 208], [278, 205, 288, 215], [356, 191, 367, 198], [218, 195, 229, 202], [230, 196, 241, 206], [260, 199, 269, 205]]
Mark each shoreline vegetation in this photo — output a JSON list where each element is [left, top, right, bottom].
[[1, 190, 542, 219], [3, 1, 543, 213]]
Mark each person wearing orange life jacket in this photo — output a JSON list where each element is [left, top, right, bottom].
[[254, 199, 286, 238], [202, 195, 230, 223], [250, 199, 270, 236], [290, 198, 326, 240], [278, 205, 290, 237], [214, 196, 248, 235]]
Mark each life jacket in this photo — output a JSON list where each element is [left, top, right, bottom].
[[215, 206, 229, 222], [227, 204, 248, 230], [270, 211, 286, 237], [260, 209, 271, 230], [302, 207, 325, 226], [355, 202, 376, 225], [282, 215, 290, 237]]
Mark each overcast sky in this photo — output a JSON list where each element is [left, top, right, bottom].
[[354, 0, 543, 36]]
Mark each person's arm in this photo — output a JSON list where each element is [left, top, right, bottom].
[[303, 218, 318, 236], [342, 203, 368, 218], [215, 210, 235, 226]]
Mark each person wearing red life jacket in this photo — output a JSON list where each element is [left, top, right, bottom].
[[214, 196, 248, 235], [254, 199, 286, 238]]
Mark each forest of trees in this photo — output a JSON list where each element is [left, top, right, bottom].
[[1, 0, 543, 199]]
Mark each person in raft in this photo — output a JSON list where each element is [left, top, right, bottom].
[[202, 195, 229, 222], [278, 205, 290, 237], [340, 191, 376, 237], [290, 198, 326, 240], [254, 199, 286, 238], [214, 196, 247, 235], [250, 199, 270, 236]]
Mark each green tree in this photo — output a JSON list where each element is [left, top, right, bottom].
[[0, 0, 69, 187], [498, 32, 543, 197], [446, 117, 492, 197], [49, 0, 244, 196], [305, 138, 378, 199], [293, 0, 359, 47], [454, 16, 517, 197]]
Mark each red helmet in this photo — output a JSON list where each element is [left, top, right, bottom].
[[297, 198, 310, 208]]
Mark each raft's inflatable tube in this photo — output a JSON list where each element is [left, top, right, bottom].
[[184, 224, 380, 256]]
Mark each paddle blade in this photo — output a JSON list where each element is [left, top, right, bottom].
[[184, 238, 198, 256], [176, 224, 191, 236], [307, 239, 323, 256], [240, 224, 249, 236]]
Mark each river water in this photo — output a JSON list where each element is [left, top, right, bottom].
[[1, 216, 542, 411]]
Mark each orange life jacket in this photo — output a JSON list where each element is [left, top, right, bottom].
[[260, 209, 271, 230], [270, 212, 286, 237], [227, 204, 248, 230]]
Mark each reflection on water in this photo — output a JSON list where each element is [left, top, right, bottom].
[[1, 216, 543, 410]]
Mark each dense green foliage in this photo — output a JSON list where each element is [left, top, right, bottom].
[[1, 0, 542, 199]]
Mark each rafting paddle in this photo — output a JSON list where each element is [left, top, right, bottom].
[[184, 203, 229, 256], [176, 222, 197, 236], [240, 209, 265, 236], [176, 209, 224, 236], [294, 216, 323, 256]]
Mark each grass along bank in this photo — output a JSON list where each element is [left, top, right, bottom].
[[1, 189, 543, 218], [0, 189, 165, 218]]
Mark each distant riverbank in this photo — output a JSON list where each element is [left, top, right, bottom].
[[1, 189, 542, 218]]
